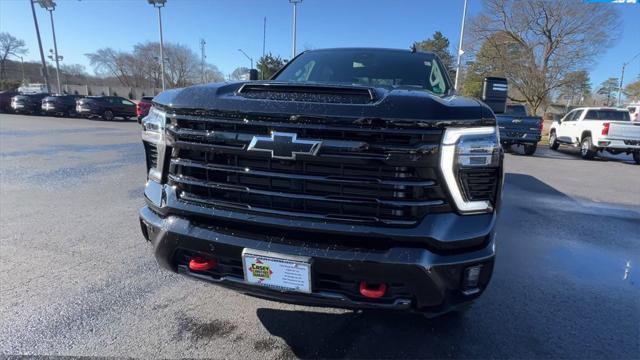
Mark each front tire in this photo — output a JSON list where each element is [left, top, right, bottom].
[[580, 136, 596, 160], [103, 110, 114, 121], [549, 131, 559, 150], [523, 143, 537, 156], [633, 152, 640, 165]]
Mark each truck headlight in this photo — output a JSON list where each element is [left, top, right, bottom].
[[440, 126, 501, 214], [141, 106, 167, 182]]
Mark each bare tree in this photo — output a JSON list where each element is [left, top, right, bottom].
[[203, 64, 224, 83], [0, 32, 28, 80], [133, 42, 162, 87], [467, 0, 621, 114], [86, 48, 137, 87], [164, 43, 200, 87], [86, 42, 222, 89], [230, 67, 249, 81]]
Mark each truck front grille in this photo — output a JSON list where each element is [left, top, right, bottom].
[[165, 111, 450, 226]]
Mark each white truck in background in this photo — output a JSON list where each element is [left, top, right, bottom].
[[548, 107, 640, 164], [628, 104, 639, 122]]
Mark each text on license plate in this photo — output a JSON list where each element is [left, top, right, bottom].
[[242, 249, 311, 293]]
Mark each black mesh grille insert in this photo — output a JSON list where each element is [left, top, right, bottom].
[[144, 141, 158, 170], [458, 168, 499, 203], [165, 112, 450, 226]]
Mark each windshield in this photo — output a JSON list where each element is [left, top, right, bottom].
[[584, 109, 630, 121], [274, 49, 451, 95], [505, 105, 527, 117]]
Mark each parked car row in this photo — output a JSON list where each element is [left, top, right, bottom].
[[0, 91, 153, 121]]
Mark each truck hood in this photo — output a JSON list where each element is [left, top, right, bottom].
[[153, 81, 494, 126]]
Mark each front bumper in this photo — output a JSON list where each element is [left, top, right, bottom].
[[139, 198, 496, 315], [41, 105, 67, 114]]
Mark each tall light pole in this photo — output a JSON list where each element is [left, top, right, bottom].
[[238, 49, 253, 70], [148, 0, 166, 91], [617, 51, 640, 107], [200, 39, 206, 83], [454, 0, 468, 91], [48, 49, 63, 92], [262, 16, 266, 80], [289, 0, 302, 59], [30, 0, 50, 91], [18, 56, 26, 84], [38, 0, 61, 93]]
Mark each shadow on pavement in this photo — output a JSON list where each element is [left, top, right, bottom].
[[503, 172, 568, 198], [256, 308, 467, 359]]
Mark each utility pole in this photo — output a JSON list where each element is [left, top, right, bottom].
[[200, 38, 206, 83], [289, 0, 302, 59], [454, 0, 468, 91], [262, 17, 266, 80], [18, 56, 26, 84], [30, 0, 50, 91], [148, 0, 167, 91], [617, 51, 640, 107], [38, 0, 62, 94]]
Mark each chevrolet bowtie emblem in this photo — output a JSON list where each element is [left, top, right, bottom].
[[247, 132, 322, 160]]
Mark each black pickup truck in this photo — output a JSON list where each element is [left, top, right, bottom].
[[497, 104, 543, 155], [139, 48, 506, 316]]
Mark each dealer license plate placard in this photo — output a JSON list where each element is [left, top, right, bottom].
[[242, 249, 311, 293]]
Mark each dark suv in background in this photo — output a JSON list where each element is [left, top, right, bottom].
[[41, 95, 84, 117], [0, 90, 19, 113], [76, 96, 137, 120], [139, 48, 507, 317], [11, 93, 49, 114]]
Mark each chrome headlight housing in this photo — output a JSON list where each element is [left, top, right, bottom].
[[440, 126, 501, 214], [141, 106, 167, 182], [141, 106, 166, 145]]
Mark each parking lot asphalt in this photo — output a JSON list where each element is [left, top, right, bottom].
[[0, 114, 638, 359]]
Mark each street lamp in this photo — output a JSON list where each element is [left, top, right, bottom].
[[289, 0, 302, 59], [238, 49, 253, 70], [29, 0, 50, 91], [48, 49, 63, 92], [18, 56, 26, 84], [454, 0, 468, 91], [37, 0, 62, 94], [148, 0, 167, 91], [617, 51, 640, 107]]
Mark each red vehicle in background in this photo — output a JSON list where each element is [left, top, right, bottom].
[[136, 96, 154, 123]]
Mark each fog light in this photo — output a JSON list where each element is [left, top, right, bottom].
[[598, 141, 610, 146], [463, 265, 483, 289]]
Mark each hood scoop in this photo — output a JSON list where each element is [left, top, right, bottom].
[[236, 83, 376, 104]]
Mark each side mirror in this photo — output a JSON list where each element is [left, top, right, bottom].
[[249, 69, 259, 81], [482, 77, 508, 114]]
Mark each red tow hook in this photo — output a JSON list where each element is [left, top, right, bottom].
[[359, 281, 387, 299], [188, 257, 218, 271]]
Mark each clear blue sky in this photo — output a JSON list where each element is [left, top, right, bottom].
[[1, 0, 638, 88]]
